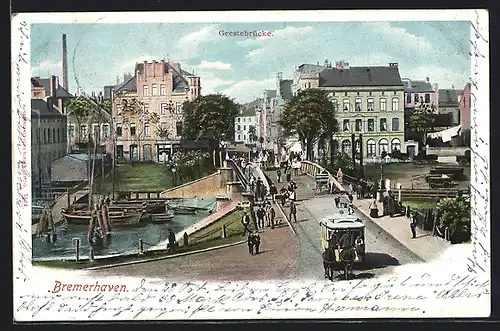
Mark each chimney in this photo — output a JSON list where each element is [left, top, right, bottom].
[[426, 77, 430, 83], [62, 34, 69, 91], [389, 63, 398, 67], [49, 75, 58, 98]]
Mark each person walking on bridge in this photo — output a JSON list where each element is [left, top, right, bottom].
[[276, 168, 282, 183], [269, 205, 276, 229], [256, 206, 266, 229], [289, 201, 298, 223], [241, 211, 252, 236]]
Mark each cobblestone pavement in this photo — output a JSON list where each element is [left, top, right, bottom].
[[94, 207, 298, 281], [267, 170, 424, 281]]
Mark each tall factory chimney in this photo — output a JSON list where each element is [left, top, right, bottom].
[[62, 34, 69, 91]]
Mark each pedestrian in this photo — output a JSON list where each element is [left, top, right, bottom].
[[388, 193, 395, 218], [356, 183, 362, 199], [256, 178, 263, 201], [241, 211, 252, 236], [105, 196, 111, 206], [168, 229, 177, 253], [250, 176, 255, 194], [269, 206, 276, 229], [256, 206, 266, 229], [348, 193, 354, 204], [289, 201, 298, 223], [253, 232, 261, 254], [410, 213, 417, 239], [279, 187, 288, 206], [277, 168, 282, 183], [369, 199, 379, 218], [247, 233, 254, 255], [334, 196, 340, 209], [269, 183, 278, 202]]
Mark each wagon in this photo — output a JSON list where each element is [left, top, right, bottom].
[[315, 173, 330, 193]]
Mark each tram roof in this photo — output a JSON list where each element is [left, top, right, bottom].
[[319, 215, 364, 230]]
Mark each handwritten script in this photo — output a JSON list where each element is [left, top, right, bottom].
[[13, 19, 32, 283], [15, 275, 489, 320], [467, 11, 490, 275]]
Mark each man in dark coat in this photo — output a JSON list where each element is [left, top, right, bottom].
[[387, 193, 395, 217], [255, 178, 263, 201], [269, 183, 278, 202], [247, 233, 255, 255], [410, 214, 417, 239], [269, 206, 276, 228], [168, 229, 176, 253], [253, 232, 261, 254], [256, 206, 266, 229], [276, 169, 282, 183], [241, 211, 252, 236], [289, 201, 298, 223]]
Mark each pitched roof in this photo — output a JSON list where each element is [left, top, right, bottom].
[[114, 75, 137, 94], [279, 79, 293, 101], [243, 98, 263, 110], [239, 108, 256, 117], [31, 77, 73, 98], [31, 99, 65, 118], [319, 66, 404, 87], [402, 79, 434, 93], [438, 89, 459, 105], [297, 64, 326, 73]]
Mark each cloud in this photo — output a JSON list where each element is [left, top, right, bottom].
[[219, 78, 274, 103], [31, 60, 62, 76], [176, 25, 219, 59], [196, 60, 232, 70], [238, 26, 313, 47], [199, 72, 234, 94], [365, 22, 433, 54]]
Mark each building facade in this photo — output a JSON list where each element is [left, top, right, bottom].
[[457, 83, 471, 131], [273, 72, 293, 152], [438, 89, 460, 126], [260, 89, 277, 150], [402, 77, 438, 111], [234, 108, 258, 144], [111, 60, 201, 162], [31, 99, 68, 195], [296, 61, 406, 159]]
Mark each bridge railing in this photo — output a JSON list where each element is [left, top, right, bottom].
[[300, 160, 345, 191], [226, 159, 249, 190]]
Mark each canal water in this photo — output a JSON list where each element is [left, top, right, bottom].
[[32, 197, 217, 260]]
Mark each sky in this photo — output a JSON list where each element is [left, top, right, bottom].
[[30, 21, 471, 104]]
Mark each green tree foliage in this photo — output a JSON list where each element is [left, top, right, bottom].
[[120, 98, 143, 125], [436, 197, 470, 244], [279, 89, 338, 160], [183, 94, 240, 143], [408, 104, 435, 147], [165, 151, 215, 183]]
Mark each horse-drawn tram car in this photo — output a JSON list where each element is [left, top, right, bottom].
[[320, 207, 365, 281]]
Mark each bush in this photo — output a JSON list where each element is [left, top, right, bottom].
[[436, 197, 470, 244]]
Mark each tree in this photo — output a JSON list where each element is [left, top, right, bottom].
[[65, 99, 92, 143], [183, 94, 240, 165], [248, 125, 257, 143], [436, 197, 470, 244], [120, 98, 144, 162], [279, 89, 338, 160], [408, 104, 435, 148]]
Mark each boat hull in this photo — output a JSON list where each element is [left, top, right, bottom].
[[150, 212, 175, 223], [62, 211, 143, 226]]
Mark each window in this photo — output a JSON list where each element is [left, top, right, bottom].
[[152, 84, 158, 96], [93, 124, 99, 139], [69, 124, 75, 138], [175, 102, 182, 113], [244, 135, 247, 141], [343, 99, 350, 112], [57, 128, 60, 143], [43, 129, 47, 143], [392, 118, 400, 131], [464, 97, 468, 107], [380, 98, 387, 111], [103, 124, 109, 138], [80, 125, 88, 139], [379, 139, 389, 155], [143, 103, 149, 114], [52, 128, 56, 143], [414, 94, 419, 104], [160, 103, 168, 115], [355, 119, 362, 131], [144, 123, 150, 136], [425, 93, 430, 103], [237, 118, 241, 122], [160, 84, 166, 96], [355, 98, 362, 111], [392, 98, 399, 111], [130, 123, 136, 136], [406, 93, 411, 104], [341, 140, 351, 154], [143, 85, 149, 97], [36, 128, 40, 143], [367, 119, 375, 132], [380, 118, 387, 131], [344, 92, 348, 96], [176, 121, 183, 136], [332, 99, 338, 111], [238, 125, 241, 131], [367, 98, 374, 111], [367, 139, 376, 157], [391, 138, 401, 152], [116, 123, 122, 136], [238, 134, 241, 140], [243, 125, 246, 130], [63, 128, 66, 141], [343, 119, 350, 132]]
